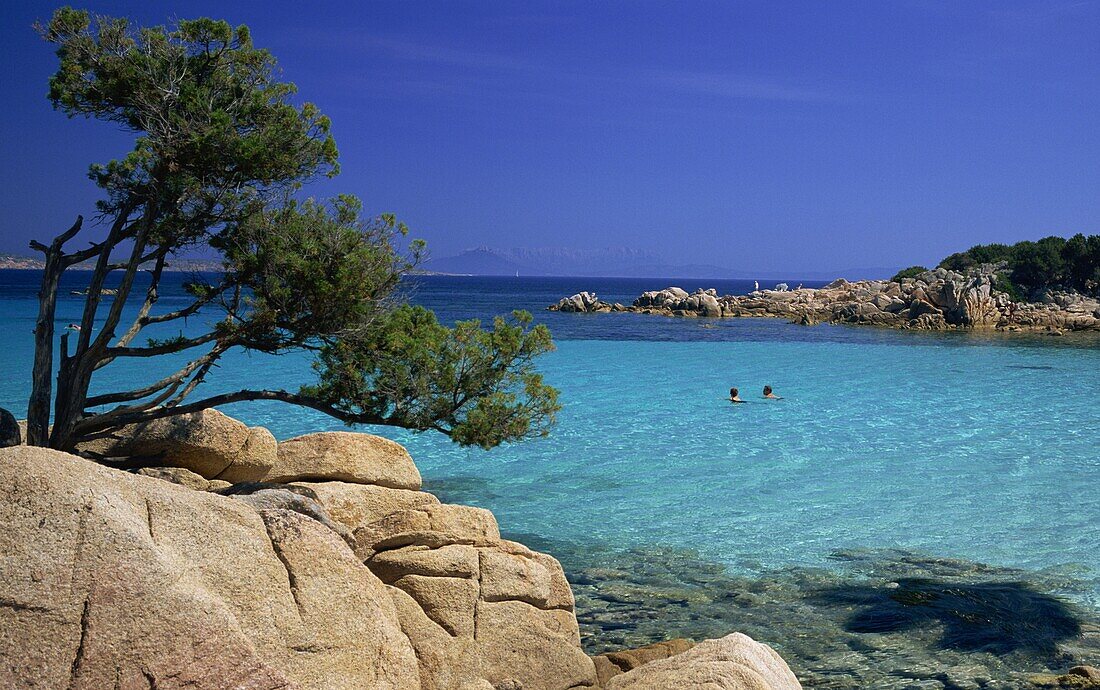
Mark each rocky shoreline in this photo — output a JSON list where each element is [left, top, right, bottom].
[[549, 265, 1100, 334], [0, 409, 801, 690], [2, 411, 1098, 689]]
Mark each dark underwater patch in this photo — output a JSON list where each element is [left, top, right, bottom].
[[504, 535, 1100, 689]]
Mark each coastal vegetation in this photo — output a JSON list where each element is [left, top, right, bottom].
[[24, 8, 558, 452], [938, 234, 1100, 298], [890, 265, 930, 282]]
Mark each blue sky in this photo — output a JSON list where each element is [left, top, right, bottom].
[[1, 1, 1098, 273]]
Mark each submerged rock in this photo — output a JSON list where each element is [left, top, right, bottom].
[[515, 535, 1100, 690], [1031, 665, 1100, 688]]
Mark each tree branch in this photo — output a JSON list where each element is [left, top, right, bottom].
[[89, 222, 151, 354], [101, 330, 221, 361], [111, 249, 168, 349], [85, 347, 223, 407], [74, 205, 142, 355], [74, 388, 393, 438], [139, 281, 233, 325]]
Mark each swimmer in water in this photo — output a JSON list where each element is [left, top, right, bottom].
[[763, 385, 782, 399], [729, 387, 744, 403]]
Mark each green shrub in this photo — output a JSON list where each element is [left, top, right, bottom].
[[935, 235, 1100, 298], [891, 266, 929, 282], [993, 273, 1024, 302]]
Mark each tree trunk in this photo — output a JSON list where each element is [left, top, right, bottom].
[[26, 216, 82, 447], [50, 218, 150, 451]]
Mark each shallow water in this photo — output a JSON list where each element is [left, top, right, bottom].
[[1, 270, 1098, 683]]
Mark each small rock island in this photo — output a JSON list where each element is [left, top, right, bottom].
[[550, 264, 1100, 334]]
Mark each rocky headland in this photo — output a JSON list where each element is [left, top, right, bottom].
[[0, 409, 802, 690], [549, 265, 1100, 334]]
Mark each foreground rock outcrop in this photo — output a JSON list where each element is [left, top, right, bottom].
[[606, 634, 800, 690], [0, 446, 418, 690], [549, 265, 1100, 333], [0, 417, 802, 689]]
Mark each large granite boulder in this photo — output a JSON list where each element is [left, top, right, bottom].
[[940, 276, 1002, 327], [305, 478, 597, 690], [78, 408, 277, 482], [551, 292, 602, 313], [0, 406, 19, 448], [605, 632, 800, 689], [700, 293, 722, 317], [593, 639, 696, 686], [267, 431, 422, 488], [0, 445, 419, 690]]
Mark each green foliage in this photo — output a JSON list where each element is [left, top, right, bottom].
[[936, 234, 1100, 298], [216, 196, 420, 352], [304, 307, 559, 449], [939, 244, 1013, 272], [992, 273, 1023, 303], [33, 8, 559, 452], [890, 266, 928, 282], [41, 7, 338, 233], [145, 334, 189, 348]]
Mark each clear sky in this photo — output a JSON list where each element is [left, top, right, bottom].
[[1, 1, 1098, 274]]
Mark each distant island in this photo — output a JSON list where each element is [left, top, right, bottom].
[[551, 235, 1100, 335], [424, 246, 898, 280], [0, 252, 225, 273]]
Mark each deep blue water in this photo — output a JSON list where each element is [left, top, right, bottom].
[[1, 269, 1099, 613]]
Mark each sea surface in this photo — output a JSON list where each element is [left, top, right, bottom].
[[2, 269, 1098, 685]]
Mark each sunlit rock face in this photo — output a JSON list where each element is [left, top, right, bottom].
[[0, 445, 419, 690]]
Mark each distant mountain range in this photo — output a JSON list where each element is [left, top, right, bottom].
[[423, 246, 899, 281], [2, 247, 900, 282]]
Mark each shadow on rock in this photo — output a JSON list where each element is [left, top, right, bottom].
[[814, 577, 1082, 657]]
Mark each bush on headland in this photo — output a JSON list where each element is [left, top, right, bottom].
[[890, 265, 930, 282], [938, 234, 1100, 298]]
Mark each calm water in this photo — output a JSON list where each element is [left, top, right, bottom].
[[1, 270, 1099, 610]]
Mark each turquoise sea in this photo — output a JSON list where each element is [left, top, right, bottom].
[[2, 270, 1098, 684]]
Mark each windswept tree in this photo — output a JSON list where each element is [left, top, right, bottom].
[[27, 8, 558, 452]]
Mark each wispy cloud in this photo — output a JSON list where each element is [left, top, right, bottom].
[[641, 69, 828, 102], [362, 36, 534, 72], [355, 36, 832, 103]]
